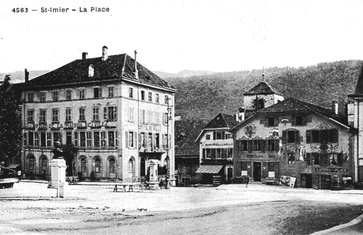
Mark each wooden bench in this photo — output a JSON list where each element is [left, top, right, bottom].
[[113, 183, 143, 192]]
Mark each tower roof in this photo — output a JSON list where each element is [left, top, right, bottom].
[[243, 81, 282, 96], [351, 65, 363, 97]]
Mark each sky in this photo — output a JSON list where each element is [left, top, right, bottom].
[[1, 0, 363, 74]]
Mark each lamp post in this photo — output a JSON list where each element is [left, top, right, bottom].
[[166, 96, 172, 180]]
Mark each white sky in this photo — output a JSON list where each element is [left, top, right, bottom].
[[1, 0, 363, 73]]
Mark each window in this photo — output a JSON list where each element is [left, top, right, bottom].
[[52, 91, 58, 101], [40, 92, 46, 102], [29, 155, 35, 172], [27, 110, 34, 123], [74, 132, 78, 147], [23, 133, 28, 147], [47, 133, 52, 147], [287, 131, 296, 143], [155, 133, 160, 149], [94, 87, 102, 98], [140, 132, 146, 148], [28, 132, 34, 146], [213, 131, 224, 140], [295, 115, 303, 125], [95, 158, 101, 173], [126, 131, 135, 148], [127, 107, 134, 122], [66, 108, 72, 122], [104, 106, 117, 121], [253, 140, 262, 151], [79, 107, 86, 122], [93, 107, 100, 121], [257, 99, 265, 109], [268, 162, 275, 172], [28, 92, 34, 102], [140, 109, 146, 124], [268, 140, 279, 151], [35, 132, 39, 147], [80, 132, 86, 147], [108, 131, 115, 147], [148, 133, 153, 149], [141, 90, 145, 100], [86, 131, 92, 147], [148, 92, 152, 102], [312, 130, 320, 143], [128, 158, 134, 174], [109, 158, 115, 173], [81, 158, 87, 173], [53, 132, 60, 144], [206, 134, 211, 140], [101, 131, 106, 147], [40, 132, 46, 147], [41, 157, 48, 174], [94, 131, 100, 147], [66, 90, 72, 100], [238, 140, 248, 152], [268, 117, 275, 127], [39, 109, 47, 123], [156, 93, 159, 103], [79, 89, 85, 100], [108, 86, 114, 98], [66, 132, 72, 146], [129, 87, 133, 98], [165, 95, 169, 104], [52, 108, 59, 123]]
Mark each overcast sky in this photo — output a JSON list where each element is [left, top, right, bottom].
[[1, 0, 363, 73]]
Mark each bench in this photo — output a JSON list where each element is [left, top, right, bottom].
[[113, 183, 143, 192]]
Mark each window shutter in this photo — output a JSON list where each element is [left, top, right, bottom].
[[248, 140, 253, 153], [302, 116, 307, 126], [275, 162, 280, 178], [337, 153, 343, 165], [282, 131, 286, 145], [114, 107, 117, 120], [125, 131, 129, 147], [274, 117, 279, 126], [261, 140, 266, 153], [306, 153, 311, 164], [134, 132, 137, 148], [306, 130, 311, 144], [295, 130, 300, 144], [275, 140, 279, 152], [104, 107, 108, 120], [262, 162, 268, 178], [307, 115, 312, 123]]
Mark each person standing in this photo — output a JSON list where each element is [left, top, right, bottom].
[[245, 175, 250, 187]]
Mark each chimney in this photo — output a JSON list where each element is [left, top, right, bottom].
[[236, 107, 246, 122], [134, 50, 138, 79], [102, 46, 108, 61], [82, 52, 88, 60], [25, 68, 29, 83], [332, 101, 338, 115]]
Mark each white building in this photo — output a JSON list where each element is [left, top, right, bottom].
[[20, 46, 176, 184]]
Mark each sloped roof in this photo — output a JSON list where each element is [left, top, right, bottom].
[[231, 97, 352, 132], [351, 65, 363, 97], [22, 54, 175, 90], [204, 113, 239, 129], [244, 81, 282, 96]]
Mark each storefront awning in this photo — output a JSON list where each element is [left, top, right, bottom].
[[195, 165, 223, 174]]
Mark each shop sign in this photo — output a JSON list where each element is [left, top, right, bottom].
[[27, 121, 115, 130], [246, 154, 265, 158], [315, 167, 348, 173]]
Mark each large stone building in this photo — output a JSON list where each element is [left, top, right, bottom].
[[20, 46, 176, 183]]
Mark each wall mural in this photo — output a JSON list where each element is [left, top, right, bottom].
[[244, 124, 256, 138]]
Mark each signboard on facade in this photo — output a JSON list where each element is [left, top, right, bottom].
[[203, 140, 233, 148], [24, 121, 116, 130], [315, 167, 348, 173]]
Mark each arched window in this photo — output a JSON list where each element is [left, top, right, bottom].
[[40, 155, 48, 174], [28, 154, 35, 172], [109, 157, 115, 173], [81, 157, 87, 173], [128, 158, 134, 174], [95, 157, 101, 173]]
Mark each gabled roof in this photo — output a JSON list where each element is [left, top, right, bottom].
[[350, 65, 363, 97], [195, 113, 239, 142], [204, 113, 239, 129], [243, 81, 282, 96], [21, 54, 175, 91], [231, 97, 352, 132]]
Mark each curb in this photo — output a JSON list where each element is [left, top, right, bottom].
[[311, 214, 363, 235]]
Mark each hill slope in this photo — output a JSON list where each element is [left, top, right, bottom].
[[164, 60, 362, 120]]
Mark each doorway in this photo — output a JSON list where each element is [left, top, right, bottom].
[[320, 175, 331, 189], [227, 167, 233, 183], [253, 162, 261, 182], [301, 174, 312, 188]]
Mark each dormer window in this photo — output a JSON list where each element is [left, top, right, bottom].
[[88, 64, 94, 77]]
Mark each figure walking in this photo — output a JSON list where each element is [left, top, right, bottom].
[[245, 175, 250, 188]]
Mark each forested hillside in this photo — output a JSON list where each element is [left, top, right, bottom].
[[164, 60, 363, 121]]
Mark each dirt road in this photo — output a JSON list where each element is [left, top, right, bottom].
[[1, 182, 363, 234]]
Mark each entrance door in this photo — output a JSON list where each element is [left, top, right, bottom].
[[253, 162, 261, 182], [227, 167, 233, 183], [321, 175, 331, 189], [301, 174, 312, 188]]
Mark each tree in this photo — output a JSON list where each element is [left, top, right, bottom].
[[0, 75, 22, 165]]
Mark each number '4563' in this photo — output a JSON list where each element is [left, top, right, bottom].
[[12, 8, 28, 13]]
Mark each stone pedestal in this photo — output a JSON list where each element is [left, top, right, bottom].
[[148, 160, 159, 190], [49, 158, 67, 198]]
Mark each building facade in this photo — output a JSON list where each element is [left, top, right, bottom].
[[20, 47, 176, 183], [232, 98, 355, 189]]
